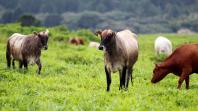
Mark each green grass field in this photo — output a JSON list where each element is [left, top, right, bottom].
[[0, 24, 197, 111]]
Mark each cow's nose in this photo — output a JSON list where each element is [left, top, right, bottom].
[[98, 45, 103, 50], [44, 46, 48, 50], [151, 79, 156, 83]]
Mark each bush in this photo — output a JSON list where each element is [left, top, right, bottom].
[[18, 15, 40, 26]]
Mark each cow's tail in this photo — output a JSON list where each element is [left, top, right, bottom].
[[131, 69, 134, 86], [131, 72, 133, 85], [6, 40, 11, 68]]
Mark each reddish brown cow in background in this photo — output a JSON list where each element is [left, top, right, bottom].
[[151, 44, 198, 89], [68, 37, 84, 45]]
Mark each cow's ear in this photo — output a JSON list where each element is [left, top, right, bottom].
[[33, 31, 38, 35], [155, 63, 159, 67], [95, 30, 102, 37], [111, 32, 116, 37], [155, 63, 162, 68]]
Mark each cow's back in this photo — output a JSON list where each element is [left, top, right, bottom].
[[172, 44, 198, 73], [116, 30, 138, 66], [8, 33, 26, 60], [155, 36, 172, 55]]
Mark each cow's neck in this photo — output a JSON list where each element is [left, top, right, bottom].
[[36, 37, 43, 50], [160, 57, 175, 73], [29, 36, 42, 51], [105, 38, 117, 56]]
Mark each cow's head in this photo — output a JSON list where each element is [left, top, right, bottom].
[[34, 29, 49, 50], [151, 64, 169, 83], [95, 29, 116, 51]]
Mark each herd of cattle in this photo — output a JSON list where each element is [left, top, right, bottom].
[[5, 29, 197, 91]]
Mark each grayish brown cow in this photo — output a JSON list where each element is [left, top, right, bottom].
[[6, 29, 49, 74], [96, 29, 138, 91]]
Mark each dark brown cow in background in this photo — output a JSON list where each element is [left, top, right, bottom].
[[151, 44, 198, 89], [68, 37, 84, 45], [6, 29, 49, 74], [96, 29, 139, 91]]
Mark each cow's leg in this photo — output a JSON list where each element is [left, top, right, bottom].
[[105, 66, 111, 91], [7, 57, 11, 68], [177, 68, 191, 89], [12, 59, 15, 69], [185, 76, 190, 89], [121, 66, 127, 90], [126, 67, 132, 89], [6, 44, 11, 68], [119, 70, 122, 90], [7, 58, 11, 68], [19, 61, 23, 69], [36, 59, 42, 74], [23, 59, 28, 70], [131, 69, 134, 85]]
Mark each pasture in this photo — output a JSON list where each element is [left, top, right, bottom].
[[0, 24, 197, 111]]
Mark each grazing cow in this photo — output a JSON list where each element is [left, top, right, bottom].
[[88, 41, 100, 49], [68, 37, 84, 45], [95, 29, 138, 91], [6, 29, 49, 74], [154, 36, 172, 56], [151, 44, 198, 89]]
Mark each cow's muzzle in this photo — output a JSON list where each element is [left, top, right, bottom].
[[98, 45, 104, 50], [43, 45, 48, 50], [151, 78, 157, 83]]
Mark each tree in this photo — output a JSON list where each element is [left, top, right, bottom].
[[1, 11, 15, 23], [13, 8, 24, 20], [43, 14, 63, 27], [77, 12, 103, 29], [18, 15, 40, 26]]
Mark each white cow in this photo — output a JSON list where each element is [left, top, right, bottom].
[[154, 36, 172, 56], [88, 41, 100, 49]]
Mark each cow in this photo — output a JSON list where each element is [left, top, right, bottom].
[[154, 36, 172, 57], [95, 29, 139, 91], [6, 29, 49, 74], [151, 44, 198, 89], [68, 37, 84, 45], [88, 41, 100, 49]]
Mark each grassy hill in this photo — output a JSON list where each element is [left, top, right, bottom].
[[0, 24, 198, 111]]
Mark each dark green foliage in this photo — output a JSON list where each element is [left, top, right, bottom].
[[0, 0, 198, 33], [43, 14, 63, 27], [18, 15, 40, 26], [77, 12, 103, 29], [1, 11, 15, 23]]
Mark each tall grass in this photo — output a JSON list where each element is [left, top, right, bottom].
[[0, 24, 197, 111]]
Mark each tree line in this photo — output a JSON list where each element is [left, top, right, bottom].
[[0, 0, 197, 33]]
